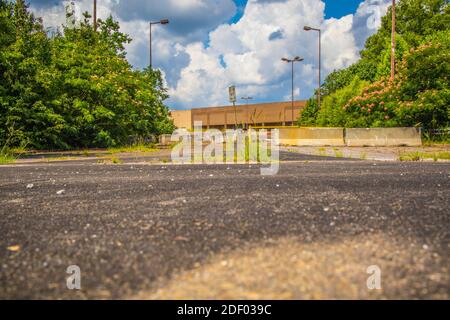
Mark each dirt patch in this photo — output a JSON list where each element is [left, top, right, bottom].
[[134, 234, 448, 300]]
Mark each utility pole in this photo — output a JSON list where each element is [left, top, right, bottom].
[[93, 0, 97, 31], [150, 22, 152, 67], [391, 0, 396, 81]]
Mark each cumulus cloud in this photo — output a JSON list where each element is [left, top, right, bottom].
[[111, 0, 236, 41], [169, 0, 392, 109], [28, 0, 392, 110]]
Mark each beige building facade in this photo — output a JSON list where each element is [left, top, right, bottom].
[[170, 101, 306, 130]]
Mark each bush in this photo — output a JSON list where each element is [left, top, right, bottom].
[[0, 1, 174, 150], [298, 0, 450, 130], [300, 77, 370, 127]]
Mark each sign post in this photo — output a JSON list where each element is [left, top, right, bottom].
[[229, 86, 237, 128]]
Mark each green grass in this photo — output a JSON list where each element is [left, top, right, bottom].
[[97, 156, 123, 164], [0, 145, 17, 165], [317, 147, 327, 157], [0, 153, 15, 165], [108, 144, 158, 154], [334, 150, 344, 158], [422, 132, 450, 146], [9, 146, 28, 155], [111, 156, 123, 164], [423, 139, 450, 146], [44, 156, 78, 162], [399, 151, 450, 162]]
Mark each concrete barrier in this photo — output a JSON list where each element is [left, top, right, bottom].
[[345, 127, 422, 146], [278, 128, 345, 146]]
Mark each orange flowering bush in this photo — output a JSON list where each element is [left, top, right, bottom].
[[341, 30, 449, 128]]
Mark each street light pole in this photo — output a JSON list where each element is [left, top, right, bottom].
[[149, 19, 169, 68], [391, 0, 396, 81], [318, 29, 321, 107], [304, 26, 321, 109], [282, 56, 304, 126], [241, 96, 253, 105], [291, 61, 294, 124]]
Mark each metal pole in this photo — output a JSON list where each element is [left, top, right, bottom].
[[291, 61, 294, 126], [149, 23, 152, 68], [93, 0, 97, 31], [318, 29, 321, 109], [391, 0, 396, 81], [233, 101, 237, 129]]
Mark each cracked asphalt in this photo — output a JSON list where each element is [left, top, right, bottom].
[[0, 151, 449, 299]]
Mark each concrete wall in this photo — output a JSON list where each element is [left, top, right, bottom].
[[345, 128, 422, 147], [279, 128, 345, 146], [170, 101, 306, 129], [168, 108, 423, 147], [170, 110, 192, 130], [277, 127, 422, 147]]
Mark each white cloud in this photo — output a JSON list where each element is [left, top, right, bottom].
[[322, 15, 359, 72], [168, 0, 391, 109], [30, 0, 391, 110]]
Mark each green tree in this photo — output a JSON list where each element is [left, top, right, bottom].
[[299, 0, 449, 130], [0, 0, 56, 148], [362, 0, 449, 63], [0, 2, 174, 150]]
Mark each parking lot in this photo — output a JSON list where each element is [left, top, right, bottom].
[[0, 151, 449, 299]]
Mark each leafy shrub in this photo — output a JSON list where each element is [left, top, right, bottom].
[[298, 0, 450, 130], [0, 1, 174, 150]]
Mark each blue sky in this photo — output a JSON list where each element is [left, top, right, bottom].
[[29, 0, 391, 110], [323, 0, 365, 19], [230, 0, 364, 23]]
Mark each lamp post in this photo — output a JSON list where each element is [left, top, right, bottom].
[[304, 26, 321, 109], [282, 56, 303, 126], [241, 96, 253, 105], [241, 97, 253, 130], [149, 19, 169, 68]]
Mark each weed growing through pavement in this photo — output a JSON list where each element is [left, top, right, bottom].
[[399, 151, 450, 162], [108, 143, 158, 154], [334, 150, 344, 158]]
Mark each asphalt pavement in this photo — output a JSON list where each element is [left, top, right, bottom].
[[0, 151, 449, 299]]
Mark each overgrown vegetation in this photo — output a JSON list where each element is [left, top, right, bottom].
[[299, 0, 449, 132], [108, 143, 158, 154], [0, 0, 174, 151], [399, 151, 450, 161], [0, 147, 15, 164]]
